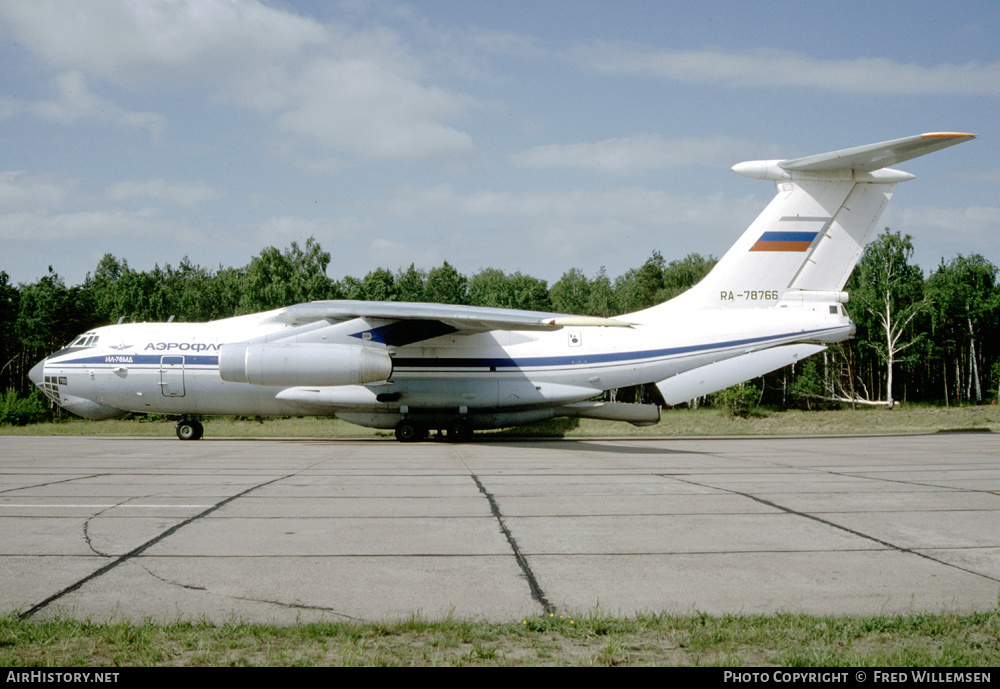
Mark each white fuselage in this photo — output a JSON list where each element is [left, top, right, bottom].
[[32, 300, 852, 429]]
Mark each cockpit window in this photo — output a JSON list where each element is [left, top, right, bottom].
[[69, 333, 99, 348]]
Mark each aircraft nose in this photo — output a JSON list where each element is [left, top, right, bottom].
[[28, 358, 46, 387]]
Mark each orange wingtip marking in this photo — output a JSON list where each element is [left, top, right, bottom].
[[921, 132, 976, 139]]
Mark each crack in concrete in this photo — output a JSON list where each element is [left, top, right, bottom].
[[230, 595, 361, 620], [18, 473, 291, 620], [451, 447, 555, 616], [0, 473, 109, 495]]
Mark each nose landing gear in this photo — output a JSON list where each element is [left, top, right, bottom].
[[176, 418, 204, 440]]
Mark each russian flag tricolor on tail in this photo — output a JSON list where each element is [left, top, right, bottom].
[[749, 231, 819, 252]]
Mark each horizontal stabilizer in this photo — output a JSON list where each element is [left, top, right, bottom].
[[656, 344, 825, 406], [779, 132, 975, 173]]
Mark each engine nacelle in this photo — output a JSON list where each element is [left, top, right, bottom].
[[219, 342, 392, 387]]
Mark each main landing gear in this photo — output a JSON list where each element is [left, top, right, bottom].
[[175, 418, 204, 440], [394, 419, 428, 442], [394, 418, 472, 442]]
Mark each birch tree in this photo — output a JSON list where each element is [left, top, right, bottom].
[[848, 230, 928, 408]]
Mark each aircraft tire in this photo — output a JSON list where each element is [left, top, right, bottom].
[[446, 420, 472, 442], [176, 419, 204, 441], [394, 420, 424, 442]]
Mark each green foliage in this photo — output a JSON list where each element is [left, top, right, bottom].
[[585, 267, 616, 317], [239, 238, 337, 313], [0, 388, 50, 426], [468, 268, 551, 311], [714, 384, 761, 418], [657, 252, 717, 302], [395, 264, 427, 302], [424, 261, 468, 305], [549, 267, 591, 315], [0, 271, 20, 393], [789, 359, 824, 410], [925, 254, 999, 404], [990, 360, 1000, 403], [344, 268, 399, 302]]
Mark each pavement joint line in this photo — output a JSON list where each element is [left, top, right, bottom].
[[661, 473, 1000, 585]]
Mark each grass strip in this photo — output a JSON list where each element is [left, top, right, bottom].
[[2, 610, 997, 667]]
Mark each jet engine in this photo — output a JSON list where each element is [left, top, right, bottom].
[[219, 342, 392, 387]]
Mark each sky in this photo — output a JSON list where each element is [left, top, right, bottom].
[[1, 0, 999, 290]]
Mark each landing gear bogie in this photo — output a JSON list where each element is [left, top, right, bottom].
[[394, 417, 475, 442]]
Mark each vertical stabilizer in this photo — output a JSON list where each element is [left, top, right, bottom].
[[630, 133, 974, 319]]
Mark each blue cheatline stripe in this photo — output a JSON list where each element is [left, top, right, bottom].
[[49, 354, 220, 366], [49, 326, 842, 374], [392, 327, 841, 370]]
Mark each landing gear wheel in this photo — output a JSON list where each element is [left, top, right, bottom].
[[446, 420, 472, 442], [176, 419, 203, 441], [395, 420, 424, 442]]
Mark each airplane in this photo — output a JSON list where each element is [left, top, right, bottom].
[[28, 132, 975, 441]]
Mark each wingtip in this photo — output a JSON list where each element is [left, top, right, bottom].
[[921, 132, 977, 139]]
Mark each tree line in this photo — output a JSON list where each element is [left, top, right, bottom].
[[2, 231, 998, 423]]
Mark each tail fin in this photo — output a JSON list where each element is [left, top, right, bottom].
[[637, 133, 974, 316]]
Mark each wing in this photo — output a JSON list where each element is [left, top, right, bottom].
[[262, 300, 631, 346]]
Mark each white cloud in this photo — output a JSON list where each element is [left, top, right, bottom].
[[0, 0, 327, 87], [276, 58, 476, 160], [106, 178, 221, 207], [882, 205, 1000, 271], [896, 205, 1000, 238], [383, 184, 765, 277], [0, 208, 185, 241], [511, 135, 782, 175], [1, 71, 166, 135], [253, 215, 370, 249], [367, 237, 440, 271], [0, 0, 475, 160], [0, 171, 72, 209], [578, 43, 1000, 96], [0, 1, 477, 161]]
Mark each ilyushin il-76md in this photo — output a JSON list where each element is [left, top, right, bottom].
[[29, 132, 975, 441]]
